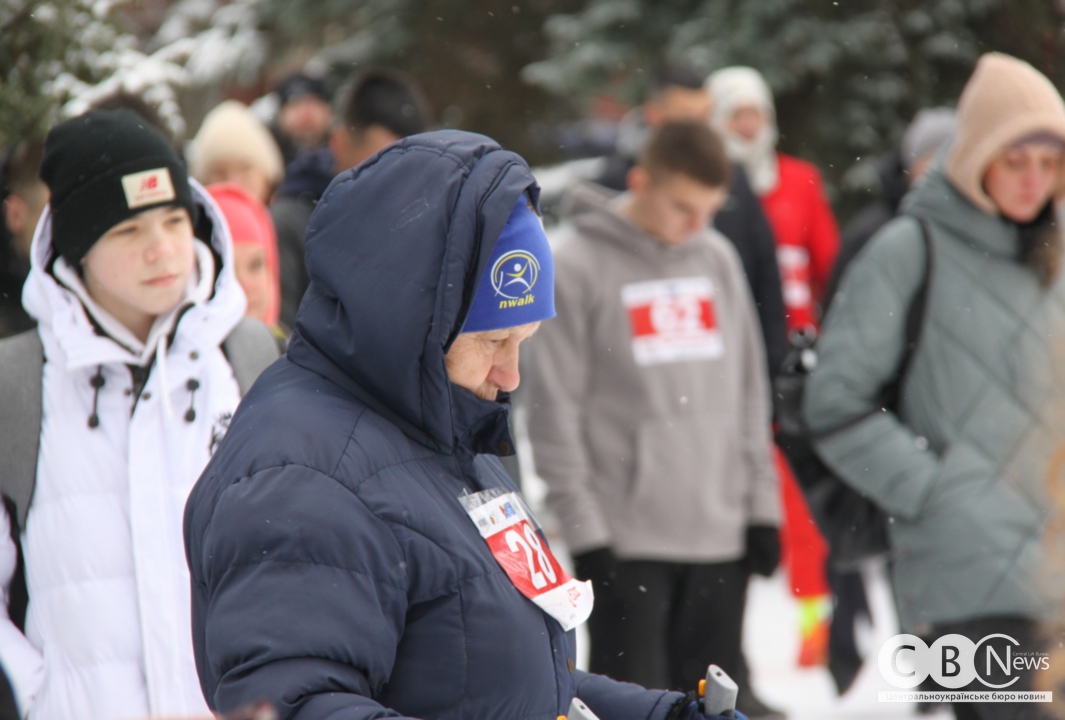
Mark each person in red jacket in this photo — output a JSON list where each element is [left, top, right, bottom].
[[708, 66, 841, 668]]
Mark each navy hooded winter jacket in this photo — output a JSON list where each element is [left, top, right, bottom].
[[184, 131, 689, 720]]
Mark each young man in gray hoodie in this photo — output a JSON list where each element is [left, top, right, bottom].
[[526, 121, 780, 705]]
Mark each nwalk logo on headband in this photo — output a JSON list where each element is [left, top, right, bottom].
[[491, 250, 540, 308], [461, 192, 555, 333]]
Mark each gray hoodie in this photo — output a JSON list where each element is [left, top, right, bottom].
[[525, 184, 779, 562]]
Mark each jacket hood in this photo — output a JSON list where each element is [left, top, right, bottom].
[[903, 154, 1020, 259], [22, 179, 247, 371], [946, 53, 1065, 215], [277, 147, 335, 201], [286, 130, 540, 455], [707, 66, 780, 195], [561, 182, 706, 261]]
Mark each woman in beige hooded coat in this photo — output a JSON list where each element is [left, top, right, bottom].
[[804, 53, 1065, 719]]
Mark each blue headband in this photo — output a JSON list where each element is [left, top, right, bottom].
[[462, 195, 556, 333]]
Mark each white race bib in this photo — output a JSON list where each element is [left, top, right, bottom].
[[777, 245, 812, 310], [460, 489, 593, 631], [622, 277, 724, 366]]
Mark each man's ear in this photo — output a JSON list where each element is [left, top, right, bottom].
[[2, 194, 26, 236], [627, 166, 649, 194]]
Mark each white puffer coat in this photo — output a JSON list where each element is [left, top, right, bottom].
[[0, 181, 247, 719]]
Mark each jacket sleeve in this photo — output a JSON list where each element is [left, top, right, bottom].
[[804, 166, 841, 307], [186, 464, 413, 720], [574, 670, 685, 720], [802, 217, 940, 520], [524, 248, 613, 554], [726, 250, 780, 526], [0, 505, 44, 718]]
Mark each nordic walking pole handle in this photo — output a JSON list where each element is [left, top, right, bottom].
[[699, 664, 738, 718]]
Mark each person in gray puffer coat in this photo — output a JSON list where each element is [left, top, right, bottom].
[[804, 52, 1065, 719]]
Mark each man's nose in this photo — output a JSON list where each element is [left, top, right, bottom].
[[487, 352, 521, 393]]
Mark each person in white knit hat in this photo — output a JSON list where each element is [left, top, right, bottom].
[[706, 67, 840, 332], [707, 66, 841, 677], [188, 100, 284, 205]]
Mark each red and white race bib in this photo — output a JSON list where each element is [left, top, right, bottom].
[[621, 277, 723, 366], [777, 245, 812, 311], [460, 489, 593, 631]]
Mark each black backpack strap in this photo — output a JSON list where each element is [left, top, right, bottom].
[[222, 317, 280, 396], [0, 329, 43, 633], [811, 216, 933, 440], [880, 216, 934, 412]]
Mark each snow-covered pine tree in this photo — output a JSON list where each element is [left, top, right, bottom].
[[523, 0, 1065, 216], [2, 0, 581, 164], [0, 0, 268, 149]]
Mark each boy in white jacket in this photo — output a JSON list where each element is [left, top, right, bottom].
[[0, 109, 269, 719]]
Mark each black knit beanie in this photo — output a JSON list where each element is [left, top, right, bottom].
[[40, 109, 196, 266]]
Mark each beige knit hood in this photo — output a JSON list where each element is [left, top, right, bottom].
[[947, 53, 1065, 215], [188, 100, 284, 187]]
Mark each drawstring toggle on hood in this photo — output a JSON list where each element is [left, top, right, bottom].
[[184, 378, 200, 423], [88, 365, 105, 429]]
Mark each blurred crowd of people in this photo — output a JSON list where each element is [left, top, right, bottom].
[[1, 49, 1064, 720]]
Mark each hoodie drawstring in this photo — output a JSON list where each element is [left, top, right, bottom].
[[88, 365, 105, 429]]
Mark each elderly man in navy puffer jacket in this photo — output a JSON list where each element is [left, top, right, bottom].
[[184, 131, 740, 720]]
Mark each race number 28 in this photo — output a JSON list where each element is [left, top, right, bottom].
[[461, 489, 594, 630], [488, 520, 565, 596], [505, 523, 558, 589]]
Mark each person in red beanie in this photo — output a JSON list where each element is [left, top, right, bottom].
[[207, 183, 285, 340]]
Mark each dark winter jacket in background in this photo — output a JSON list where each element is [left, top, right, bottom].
[[714, 164, 788, 375], [825, 149, 909, 307], [0, 254, 32, 340], [270, 147, 335, 329], [0, 664, 16, 720], [0, 224, 32, 339], [598, 138, 787, 376], [185, 131, 688, 720]]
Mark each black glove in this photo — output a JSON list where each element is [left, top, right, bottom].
[[743, 525, 781, 577], [665, 692, 749, 720], [572, 547, 620, 592]]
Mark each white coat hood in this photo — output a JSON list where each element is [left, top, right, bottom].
[[23, 179, 246, 379]]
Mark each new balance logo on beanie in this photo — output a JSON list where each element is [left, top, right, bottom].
[[39, 109, 196, 266]]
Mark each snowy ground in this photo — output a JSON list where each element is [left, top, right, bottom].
[[742, 568, 931, 720], [515, 408, 932, 720]]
